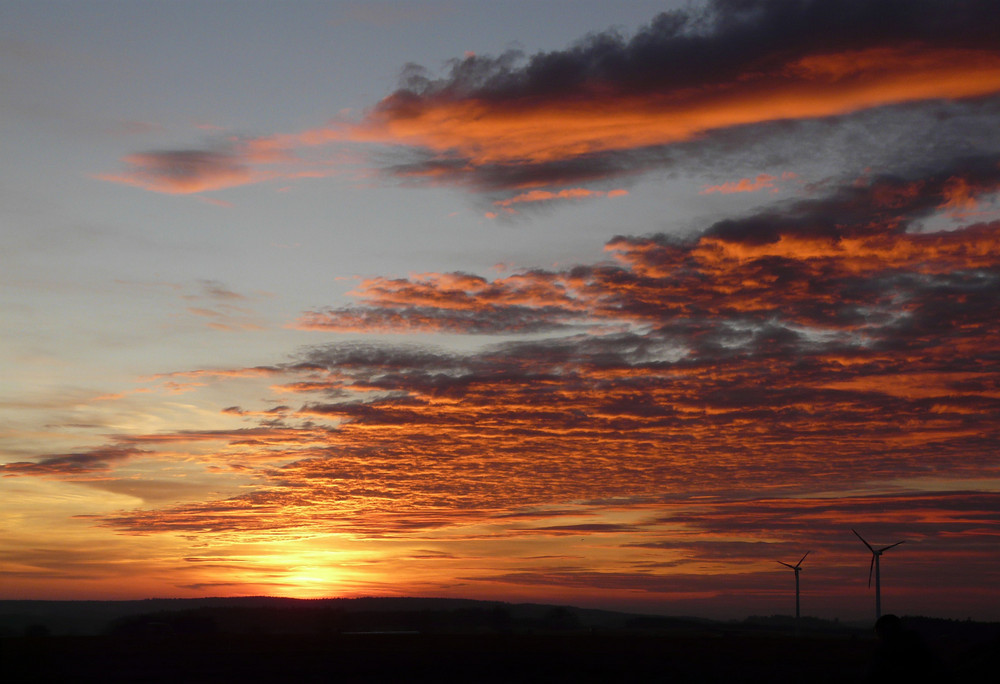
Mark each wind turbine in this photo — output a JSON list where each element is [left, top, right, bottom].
[[852, 529, 905, 620], [777, 551, 810, 619]]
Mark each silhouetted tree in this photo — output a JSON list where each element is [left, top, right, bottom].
[[865, 614, 940, 683]]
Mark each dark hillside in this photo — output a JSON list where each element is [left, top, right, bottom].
[[2, 599, 997, 683]]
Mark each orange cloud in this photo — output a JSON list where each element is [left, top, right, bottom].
[[939, 177, 982, 215], [343, 47, 1000, 169], [494, 187, 628, 207], [146, 366, 282, 381], [100, 3, 1000, 201], [701, 174, 788, 195], [98, 137, 349, 195], [300, 182, 1000, 336], [97, 150, 269, 194]]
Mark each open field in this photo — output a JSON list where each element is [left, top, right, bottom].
[[0, 631, 884, 683], [2, 598, 997, 683]]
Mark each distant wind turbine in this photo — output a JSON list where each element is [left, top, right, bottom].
[[852, 529, 905, 620], [777, 551, 810, 619]]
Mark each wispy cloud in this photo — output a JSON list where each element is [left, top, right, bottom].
[[701, 173, 797, 195], [97, 137, 347, 195], [175, 280, 272, 332], [490, 188, 628, 216], [97, 147, 267, 194], [1, 446, 147, 477]]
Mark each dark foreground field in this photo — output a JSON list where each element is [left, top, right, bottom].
[[1, 631, 868, 683], [3, 629, 998, 684], [3, 599, 997, 682]]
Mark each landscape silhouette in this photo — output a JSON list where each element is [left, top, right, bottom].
[[5, 1, 1000, 680], [3, 595, 998, 682]]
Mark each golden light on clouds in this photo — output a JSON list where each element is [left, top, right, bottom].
[[7, 0, 1000, 620]]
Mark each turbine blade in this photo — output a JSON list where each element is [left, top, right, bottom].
[[777, 561, 796, 569], [879, 540, 906, 553], [868, 554, 875, 588], [853, 528, 875, 552], [796, 551, 811, 568]]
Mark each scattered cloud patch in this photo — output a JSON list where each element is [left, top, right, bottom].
[[701, 172, 797, 195], [22, 156, 996, 559], [493, 187, 628, 208]]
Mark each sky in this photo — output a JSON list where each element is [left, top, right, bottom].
[[2, 0, 1000, 622]]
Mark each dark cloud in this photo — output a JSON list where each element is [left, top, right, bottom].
[[299, 304, 581, 335], [650, 492, 1000, 544], [533, 523, 639, 534], [704, 155, 1000, 243], [98, 147, 259, 194], [0, 446, 146, 477], [396, 1, 1000, 102], [385, 147, 653, 193], [356, 0, 1000, 194], [102, 1, 1000, 201], [176, 582, 248, 591]]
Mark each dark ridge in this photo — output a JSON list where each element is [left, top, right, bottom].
[[3, 598, 998, 683]]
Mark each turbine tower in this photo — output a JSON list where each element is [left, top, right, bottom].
[[777, 551, 810, 619], [852, 529, 905, 620]]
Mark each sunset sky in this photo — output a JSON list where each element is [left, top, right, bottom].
[[3, 0, 1000, 621]]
